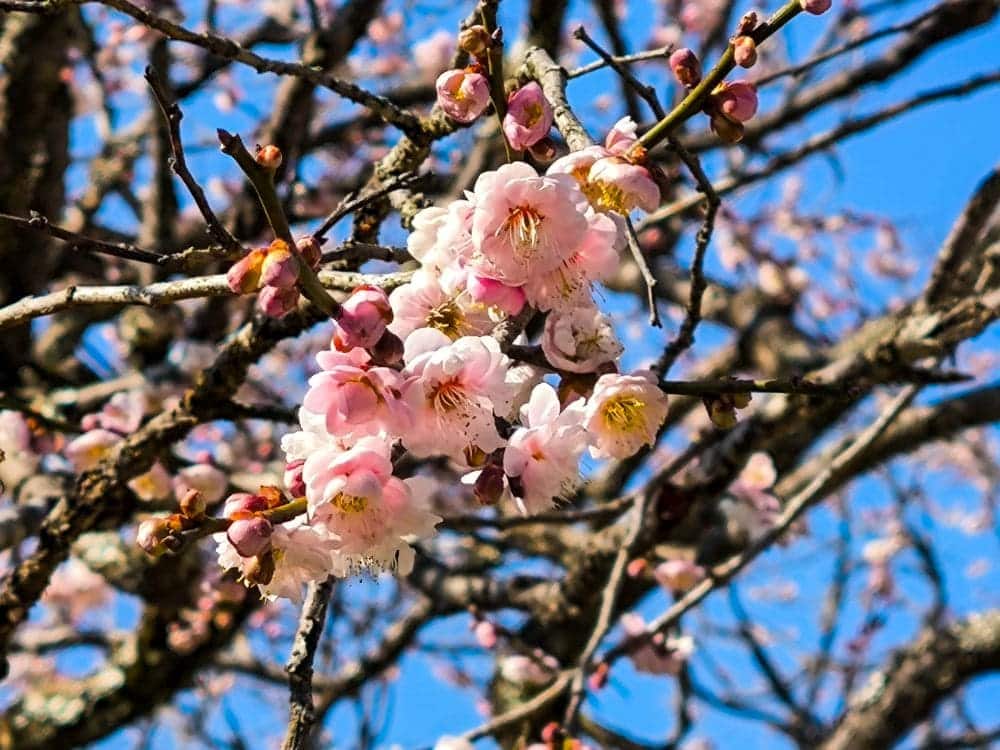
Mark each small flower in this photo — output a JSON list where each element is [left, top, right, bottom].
[[137, 517, 176, 557], [622, 613, 693, 676], [227, 516, 273, 558], [174, 464, 228, 505], [128, 461, 172, 501], [502, 82, 553, 150], [65, 428, 121, 471], [332, 285, 393, 352], [542, 305, 622, 373], [584, 371, 669, 459], [654, 559, 706, 593], [669, 48, 702, 88], [587, 156, 661, 213], [389, 269, 494, 342], [436, 68, 491, 123]]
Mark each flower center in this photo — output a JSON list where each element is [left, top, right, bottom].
[[431, 380, 468, 413], [425, 298, 466, 339], [602, 395, 647, 433], [524, 102, 544, 126], [332, 493, 368, 514], [500, 205, 544, 250]]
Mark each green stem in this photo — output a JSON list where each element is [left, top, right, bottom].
[[637, 0, 803, 151]]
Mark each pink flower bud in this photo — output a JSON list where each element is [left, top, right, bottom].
[[588, 662, 610, 691], [626, 558, 648, 577], [435, 68, 491, 123], [800, 0, 832, 14], [260, 240, 300, 289], [284, 460, 306, 497], [227, 516, 273, 558], [332, 285, 393, 351], [733, 36, 757, 68], [226, 248, 266, 294], [296, 236, 322, 270], [257, 285, 300, 318], [502, 82, 553, 150], [669, 48, 702, 88], [255, 144, 282, 170], [223, 492, 269, 518], [714, 80, 758, 122], [137, 517, 174, 556], [466, 275, 526, 316]]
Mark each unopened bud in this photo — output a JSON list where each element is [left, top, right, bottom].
[[473, 620, 498, 649], [458, 24, 491, 57], [669, 48, 702, 88], [473, 464, 506, 506], [137, 517, 174, 556], [258, 284, 300, 318], [540, 722, 563, 744], [800, 0, 832, 14], [332, 285, 393, 351], [626, 558, 648, 577], [733, 36, 757, 68], [226, 248, 266, 294], [295, 236, 322, 270], [227, 516, 273, 558], [255, 144, 282, 170], [223, 492, 270, 519], [260, 239, 300, 289], [588, 662, 610, 691], [179, 488, 206, 520]]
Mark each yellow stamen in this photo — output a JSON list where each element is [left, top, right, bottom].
[[333, 494, 368, 514], [601, 395, 647, 434]]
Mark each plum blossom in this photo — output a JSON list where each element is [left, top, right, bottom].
[[654, 559, 706, 593], [332, 285, 393, 352], [0, 410, 40, 489], [301, 346, 410, 442], [584, 371, 669, 459], [465, 274, 526, 317], [435, 68, 491, 123], [173, 464, 228, 505], [65, 428, 121, 471], [470, 162, 589, 286], [388, 268, 494, 341], [503, 383, 588, 515], [502, 82, 553, 149], [400, 329, 517, 459], [407, 199, 474, 271], [542, 305, 622, 373], [128, 461, 172, 501], [622, 612, 694, 675]]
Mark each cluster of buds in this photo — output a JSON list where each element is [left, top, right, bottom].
[[227, 234, 321, 318], [136, 488, 206, 557], [706, 80, 759, 143], [219, 486, 292, 585], [434, 24, 501, 124], [703, 390, 752, 429]]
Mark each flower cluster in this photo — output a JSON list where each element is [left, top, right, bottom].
[[227, 237, 322, 318]]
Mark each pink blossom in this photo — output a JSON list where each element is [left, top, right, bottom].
[[604, 116, 641, 155], [473, 619, 498, 649], [587, 156, 661, 213], [502, 82, 553, 149], [303, 439, 440, 574], [0, 410, 40, 488], [259, 241, 299, 288], [173, 464, 228, 505], [542, 305, 622, 373], [226, 247, 265, 293], [65, 428, 121, 471], [128, 461, 172, 501], [401, 329, 516, 459], [654, 559, 706, 593], [302, 346, 410, 442], [465, 274, 526, 316], [584, 371, 669, 459], [407, 200, 474, 270], [503, 383, 588, 515], [470, 162, 589, 286], [86, 390, 150, 434], [801, 0, 832, 14], [435, 68, 491, 123], [498, 653, 559, 685], [621, 613, 694, 675], [739, 452, 776, 490], [389, 269, 494, 342], [414, 30, 455, 81], [284, 460, 306, 497], [332, 285, 393, 352]]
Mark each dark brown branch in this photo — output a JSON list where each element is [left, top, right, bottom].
[[282, 578, 334, 750]]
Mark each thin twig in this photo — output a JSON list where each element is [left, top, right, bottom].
[[624, 217, 661, 326], [282, 578, 335, 750], [144, 65, 242, 253], [0, 212, 163, 265], [312, 171, 422, 244]]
